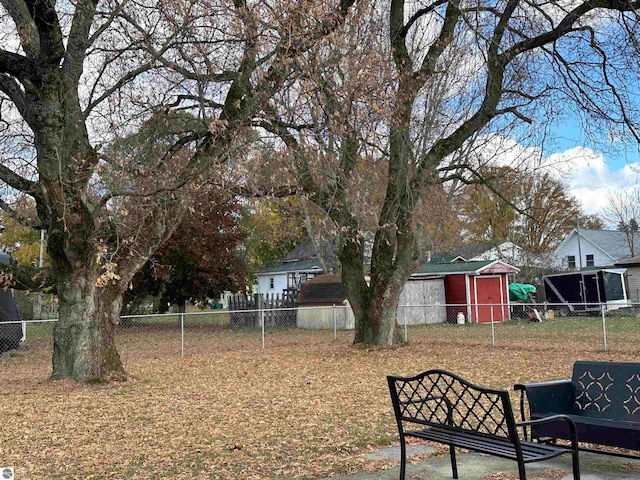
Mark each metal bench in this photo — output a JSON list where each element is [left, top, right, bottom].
[[387, 369, 580, 480], [516, 360, 640, 457]]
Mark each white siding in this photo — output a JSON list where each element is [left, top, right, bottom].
[[256, 273, 288, 294], [555, 235, 614, 269], [297, 304, 355, 329], [398, 278, 447, 324], [626, 266, 640, 303]]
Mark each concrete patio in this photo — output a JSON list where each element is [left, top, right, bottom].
[[325, 444, 640, 480]]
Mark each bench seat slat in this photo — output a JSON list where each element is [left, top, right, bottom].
[[528, 413, 640, 450], [406, 426, 567, 463]]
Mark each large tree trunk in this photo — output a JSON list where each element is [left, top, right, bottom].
[[339, 229, 406, 346], [33, 67, 128, 382], [344, 66, 420, 346], [51, 269, 126, 382], [351, 290, 403, 345]]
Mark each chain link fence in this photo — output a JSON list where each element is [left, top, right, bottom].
[[2, 302, 640, 368]]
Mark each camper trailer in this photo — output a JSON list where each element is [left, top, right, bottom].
[[543, 268, 630, 316]]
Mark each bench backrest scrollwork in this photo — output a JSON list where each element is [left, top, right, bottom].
[[387, 369, 519, 442]]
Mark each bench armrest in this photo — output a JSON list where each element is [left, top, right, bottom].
[[515, 380, 574, 417], [517, 414, 580, 452]]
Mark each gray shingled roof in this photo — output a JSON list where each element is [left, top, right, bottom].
[[614, 255, 640, 266], [577, 229, 640, 261], [283, 237, 337, 262]]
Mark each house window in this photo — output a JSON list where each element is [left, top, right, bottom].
[[586, 254, 594, 267], [567, 255, 576, 269], [269, 277, 274, 289]]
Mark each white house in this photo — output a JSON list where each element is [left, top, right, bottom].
[[554, 229, 640, 270], [255, 259, 324, 295], [255, 234, 374, 295]]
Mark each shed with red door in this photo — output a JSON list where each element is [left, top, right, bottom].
[[410, 260, 519, 323]]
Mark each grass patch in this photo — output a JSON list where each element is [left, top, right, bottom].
[[1, 318, 640, 479]]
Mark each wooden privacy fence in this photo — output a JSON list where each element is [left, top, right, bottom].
[[228, 292, 298, 327]]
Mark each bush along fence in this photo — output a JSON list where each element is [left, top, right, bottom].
[[1, 302, 639, 359]]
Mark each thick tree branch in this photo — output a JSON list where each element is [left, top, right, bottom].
[[501, 0, 640, 64], [417, 0, 461, 80], [0, 162, 36, 193], [0, 73, 28, 118], [0, 197, 41, 228], [390, 0, 411, 74], [64, 0, 100, 83], [0, 263, 55, 292], [25, 0, 65, 65], [401, 0, 449, 39], [186, 0, 356, 170], [418, 0, 618, 179], [0, 50, 35, 82], [0, 0, 39, 57]]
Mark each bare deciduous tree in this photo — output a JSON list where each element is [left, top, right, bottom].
[[603, 188, 640, 257], [261, 0, 640, 345]]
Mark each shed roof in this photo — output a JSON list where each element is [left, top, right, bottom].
[[297, 274, 347, 305]]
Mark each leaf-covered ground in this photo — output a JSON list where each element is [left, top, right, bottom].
[[1, 321, 639, 479]]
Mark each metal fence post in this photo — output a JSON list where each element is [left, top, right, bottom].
[[333, 304, 337, 340], [180, 312, 184, 357], [601, 303, 607, 351], [403, 305, 408, 343], [490, 307, 495, 347], [261, 308, 265, 349]]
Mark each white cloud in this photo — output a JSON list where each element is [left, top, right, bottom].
[[454, 135, 640, 217], [540, 146, 640, 215]]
